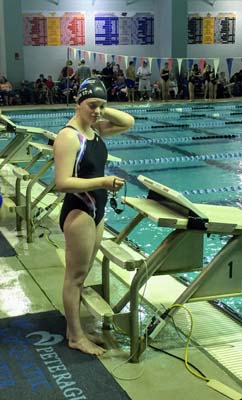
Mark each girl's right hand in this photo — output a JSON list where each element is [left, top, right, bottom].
[[103, 176, 125, 192]]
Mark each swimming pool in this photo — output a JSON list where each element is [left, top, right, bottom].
[[4, 101, 242, 320]]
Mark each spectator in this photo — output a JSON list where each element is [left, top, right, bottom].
[[136, 59, 152, 101], [18, 80, 34, 104], [111, 75, 127, 101], [169, 73, 178, 99], [125, 61, 136, 102], [59, 60, 75, 81], [160, 62, 170, 101], [179, 72, 189, 99], [101, 62, 114, 100], [208, 68, 218, 100], [0, 77, 15, 106], [45, 75, 55, 104], [152, 80, 161, 100], [34, 74, 48, 104], [203, 64, 212, 100], [188, 63, 202, 101], [75, 59, 91, 85], [113, 63, 124, 80], [217, 72, 233, 98], [230, 70, 242, 96]]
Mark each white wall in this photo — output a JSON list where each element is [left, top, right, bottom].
[[21, 0, 173, 82], [0, 0, 6, 76], [188, 0, 242, 76]]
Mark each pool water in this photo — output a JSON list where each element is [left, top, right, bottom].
[[4, 101, 242, 320]]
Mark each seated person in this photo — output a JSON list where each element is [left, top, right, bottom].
[[34, 74, 48, 104], [178, 72, 189, 99], [217, 72, 233, 98], [18, 80, 34, 104], [169, 73, 178, 99], [152, 80, 161, 100], [230, 70, 242, 97], [111, 75, 127, 101], [0, 77, 15, 105]]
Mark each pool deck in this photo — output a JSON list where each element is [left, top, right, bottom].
[[0, 101, 242, 399]]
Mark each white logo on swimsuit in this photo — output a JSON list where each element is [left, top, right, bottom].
[[26, 330, 64, 346]]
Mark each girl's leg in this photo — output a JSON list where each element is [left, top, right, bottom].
[[63, 210, 106, 355], [188, 82, 194, 101]]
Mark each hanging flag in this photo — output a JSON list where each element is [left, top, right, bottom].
[[87, 51, 91, 61], [124, 56, 129, 69], [167, 58, 173, 71], [78, 50, 81, 60], [117, 55, 123, 65], [177, 58, 183, 74], [98, 53, 103, 63], [104, 53, 108, 64], [199, 58, 206, 73], [226, 58, 233, 77], [133, 57, 137, 66], [188, 58, 194, 71], [67, 47, 70, 60], [156, 58, 161, 71], [148, 57, 153, 69], [213, 58, 220, 75], [93, 52, 96, 64], [111, 55, 115, 63], [140, 57, 145, 66]]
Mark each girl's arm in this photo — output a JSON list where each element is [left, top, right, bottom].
[[95, 107, 135, 137]]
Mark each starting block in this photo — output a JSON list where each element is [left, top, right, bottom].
[[85, 174, 242, 362]]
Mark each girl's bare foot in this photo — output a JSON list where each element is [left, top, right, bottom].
[[68, 334, 106, 356]]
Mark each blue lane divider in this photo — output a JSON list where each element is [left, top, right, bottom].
[[106, 133, 240, 148], [183, 184, 242, 195], [108, 151, 242, 167]]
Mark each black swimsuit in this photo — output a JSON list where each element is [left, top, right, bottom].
[[59, 126, 108, 231], [161, 69, 170, 82]]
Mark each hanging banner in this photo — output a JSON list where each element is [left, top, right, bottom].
[[202, 14, 215, 44], [188, 12, 236, 45], [23, 12, 85, 46], [95, 12, 154, 45]]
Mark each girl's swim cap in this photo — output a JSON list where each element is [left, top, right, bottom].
[[77, 78, 107, 103]]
